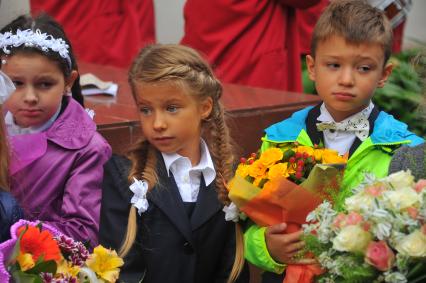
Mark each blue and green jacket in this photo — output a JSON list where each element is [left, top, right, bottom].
[[244, 105, 424, 274]]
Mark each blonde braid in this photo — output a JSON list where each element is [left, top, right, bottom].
[[204, 87, 244, 283], [119, 139, 158, 257], [206, 102, 233, 204]]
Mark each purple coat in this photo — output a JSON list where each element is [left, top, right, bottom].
[[8, 97, 111, 247]]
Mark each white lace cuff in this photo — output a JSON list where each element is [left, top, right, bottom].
[[129, 178, 149, 215]]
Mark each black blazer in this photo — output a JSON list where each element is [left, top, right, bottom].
[[99, 154, 245, 283]]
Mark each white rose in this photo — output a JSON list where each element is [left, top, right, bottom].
[[345, 193, 374, 212], [395, 230, 426, 257], [333, 225, 372, 253], [385, 170, 414, 189], [384, 188, 420, 211]]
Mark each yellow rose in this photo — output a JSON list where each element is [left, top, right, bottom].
[[322, 149, 346, 164], [259, 148, 283, 166], [296, 146, 315, 156], [235, 164, 250, 178], [268, 162, 290, 180], [253, 177, 263, 187], [333, 225, 372, 253], [395, 230, 426, 257], [345, 192, 375, 212], [248, 160, 267, 179], [385, 170, 415, 189], [384, 188, 420, 211], [313, 149, 324, 162]]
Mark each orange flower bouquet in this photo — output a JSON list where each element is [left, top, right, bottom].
[[226, 143, 347, 283], [0, 220, 124, 283]]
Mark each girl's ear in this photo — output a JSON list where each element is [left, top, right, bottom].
[[306, 55, 316, 82], [200, 96, 213, 119], [65, 70, 79, 91], [377, 63, 393, 88]]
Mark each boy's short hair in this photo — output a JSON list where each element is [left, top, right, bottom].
[[311, 0, 393, 63]]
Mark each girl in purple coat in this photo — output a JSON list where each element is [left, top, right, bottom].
[[0, 14, 111, 247]]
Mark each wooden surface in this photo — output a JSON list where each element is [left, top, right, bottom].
[[81, 62, 321, 156]]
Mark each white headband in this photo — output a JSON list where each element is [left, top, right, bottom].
[[0, 70, 15, 104], [0, 29, 72, 69]]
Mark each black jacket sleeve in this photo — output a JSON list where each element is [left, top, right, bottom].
[[98, 154, 145, 282]]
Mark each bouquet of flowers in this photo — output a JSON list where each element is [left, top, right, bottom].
[[226, 142, 347, 282], [0, 220, 124, 283], [303, 170, 426, 283]]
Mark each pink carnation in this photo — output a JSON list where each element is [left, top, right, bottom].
[[414, 179, 426, 193], [345, 212, 363, 226], [365, 185, 385, 197], [365, 241, 395, 271], [333, 213, 346, 228]]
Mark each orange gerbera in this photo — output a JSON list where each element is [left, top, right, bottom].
[[17, 225, 61, 262]]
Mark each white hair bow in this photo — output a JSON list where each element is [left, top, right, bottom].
[[129, 178, 149, 215], [0, 70, 15, 104], [222, 202, 240, 222]]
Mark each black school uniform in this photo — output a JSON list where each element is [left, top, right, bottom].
[[99, 154, 248, 283]]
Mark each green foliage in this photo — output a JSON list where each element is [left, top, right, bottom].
[[302, 234, 331, 257], [374, 51, 426, 136], [407, 260, 426, 282], [317, 254, 378, 283], [11, 270, 43, 283], [301, 48, 426, 137]]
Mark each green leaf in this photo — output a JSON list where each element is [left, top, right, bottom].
[[11, 270, 43, 283], [7, 225, 28, 265], [282, 149, 295, 160], [26, 260, 57, 275], [407, 260, 426, 280], [302, 234, 331, 257]]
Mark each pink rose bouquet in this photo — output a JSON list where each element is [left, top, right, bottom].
[[303, 170, 426, 282]]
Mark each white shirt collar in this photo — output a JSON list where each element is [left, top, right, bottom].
[[5, 102, 62, 136], [161, 139, 216, 186], [318, 101, 374, 123]]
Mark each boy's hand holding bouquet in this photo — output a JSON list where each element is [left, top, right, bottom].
[[225, 142, 347, 283]]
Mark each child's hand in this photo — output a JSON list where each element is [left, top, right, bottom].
[[265, 222, 307, 264]]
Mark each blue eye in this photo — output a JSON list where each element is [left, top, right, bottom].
[[167, 105, 178, 113], [358, 65, 371, 73], [38, 81, 54, 89], [140, 107, 152, 115], [327, 63, 340, 70]]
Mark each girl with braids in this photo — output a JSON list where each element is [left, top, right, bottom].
[[0, 14, 111, 247], [99, 44, 247, 283], [0, 70, 24, 242]]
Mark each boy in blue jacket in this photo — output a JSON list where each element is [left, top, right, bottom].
[[244, 1, 424, 282]]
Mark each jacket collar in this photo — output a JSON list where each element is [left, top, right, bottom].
[[46, 96, 96, 149], [9, 97, 96, 174], [147, 153, 221, 244], [264, 104, 420, 146]]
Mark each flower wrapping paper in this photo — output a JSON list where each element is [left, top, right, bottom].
[[0, 219, 62, 282]]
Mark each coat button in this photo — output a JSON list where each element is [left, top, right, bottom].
[[183, 241, 194, 254]]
